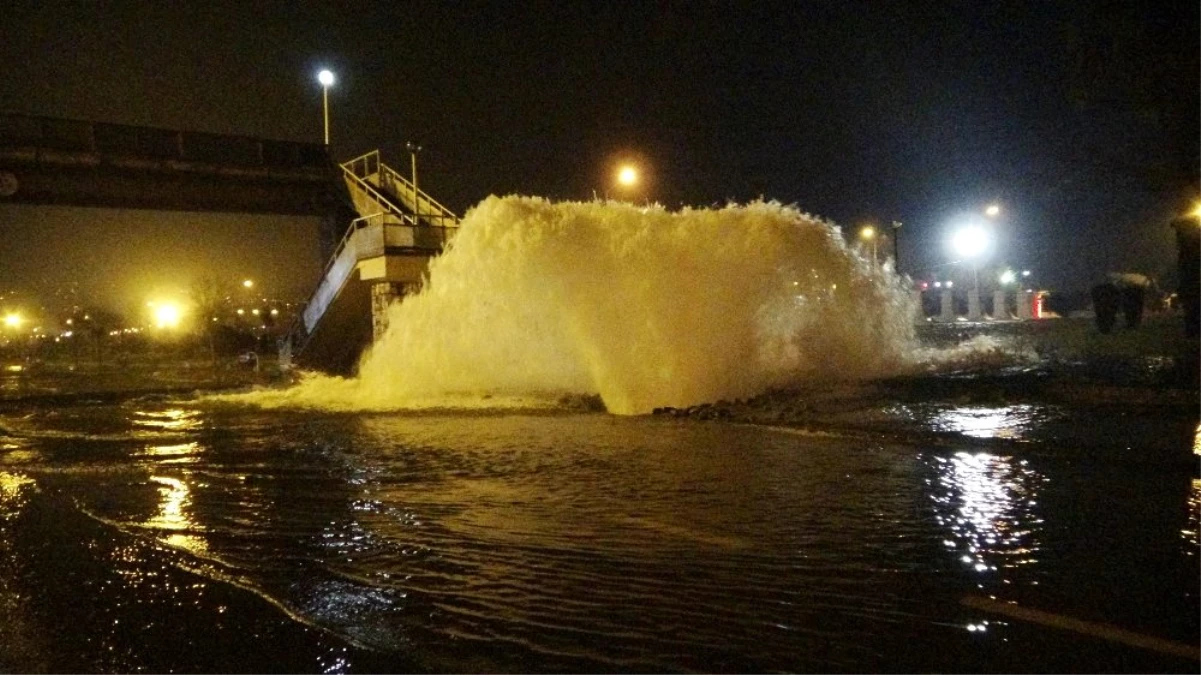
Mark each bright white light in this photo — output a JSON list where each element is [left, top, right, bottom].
[[999, 270, 1016, 285], [317, 70, 335, 87], [952, 225, 991, 259], [617, 165, 638, 187], [985, 204, 1001, 217], [154, 303, 182, 329]]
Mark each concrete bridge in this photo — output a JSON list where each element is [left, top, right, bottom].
[[0, 113, 456, 373]]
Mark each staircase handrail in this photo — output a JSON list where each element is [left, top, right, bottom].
[[341, 150, 458, 228], [339, 162, 416, 227], [375, 160, 459, 226], [342, 150, 382, 181]]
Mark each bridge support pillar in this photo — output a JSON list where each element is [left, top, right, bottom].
[[371, 281, 420, 342]]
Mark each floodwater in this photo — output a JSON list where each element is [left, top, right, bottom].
[[0, 393, 1196, 672]]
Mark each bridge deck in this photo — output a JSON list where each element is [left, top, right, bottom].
[[0, 113, 339, 215]]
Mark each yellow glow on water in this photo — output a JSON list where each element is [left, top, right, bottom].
[[146, 475, 195, 531], [134, 409, 202, 432], [0, 471, 35, 501], [1193, 422, 1200, 456], [1184, 479, 1200, 557]]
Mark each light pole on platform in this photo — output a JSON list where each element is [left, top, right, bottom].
[[407, 141, 422, 215], [317, 69, 335, 146], [891, 220, 902, 269], [859, 225, 878, 264]]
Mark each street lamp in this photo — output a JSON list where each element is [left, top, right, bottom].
[[891, 220, 902, 269], [407, 141, 422, 215], [859, 225, 878, 263], [951, 222, 989, 300], [317, 69, 335, 145], [985, 203, 1001, 218], [617, 165, 638, 188]]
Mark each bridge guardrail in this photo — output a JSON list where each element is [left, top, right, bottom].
[[0, 112, 329, 170]]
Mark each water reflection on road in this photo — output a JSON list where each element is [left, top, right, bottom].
[[929, 451, 1044, 580]]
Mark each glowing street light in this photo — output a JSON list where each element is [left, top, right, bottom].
[[951, 224, 991, 260], [242, 279, 254, 289], [859, 225, 878, 263], [999, 269, 1017, 285], [3, 313, 22, 329], [985, 203, 1001, 218], [951, 223, 992, 319], [153, 303, 182, 329], [317, 69, 335, 145], [617, 165, 638, 187]]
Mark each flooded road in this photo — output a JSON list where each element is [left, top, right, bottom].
[[0, 396, 1196, 672]]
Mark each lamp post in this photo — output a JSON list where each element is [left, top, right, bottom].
[[891, 220, 902, 269], [317, 69, 335, 146], [952, 223, 991, 319], [406, 141, 422, 216], [859, 225, 878, 264]]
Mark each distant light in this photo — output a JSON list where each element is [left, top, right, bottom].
[[999, 270, 1016, 285], [236, 309, 245, 316], [317, 69, 335, 87], [251, 309, 261, 316], [951, 225, 991, 259], [3, 313, 21, 329], [933, 281, 942, 288], [1191, 202, 1201, 219], [242, 279, 254, 289], [617, 165, 638, 187], [985, 204, 1001, 217], [154, 303, 182, 329], [859, 225, 876, 240], [270, 308, 279, 316], [945, 281, 954, 288]]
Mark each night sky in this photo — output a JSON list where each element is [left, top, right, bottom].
[[1, 0, 1197, 305]]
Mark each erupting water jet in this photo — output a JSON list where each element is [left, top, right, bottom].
[[253, 196, 921, 414]]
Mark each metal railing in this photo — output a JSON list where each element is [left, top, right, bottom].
[[0, 112, 329, 170], [285, 155, 459, 358], [342, 150, 459, 229]]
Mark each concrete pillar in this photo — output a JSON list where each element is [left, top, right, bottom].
[[371, 281, 418, 341], [940, 290, 955, 321], [967, 288, 981, 320], [992, 290, 1008, 320], [1016, 290, 1033, 320]]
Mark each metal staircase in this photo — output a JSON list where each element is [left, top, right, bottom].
[[282, 151, 459, 372]]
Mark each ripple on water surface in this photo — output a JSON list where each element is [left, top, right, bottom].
[[0, 401, 1196, 672]]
